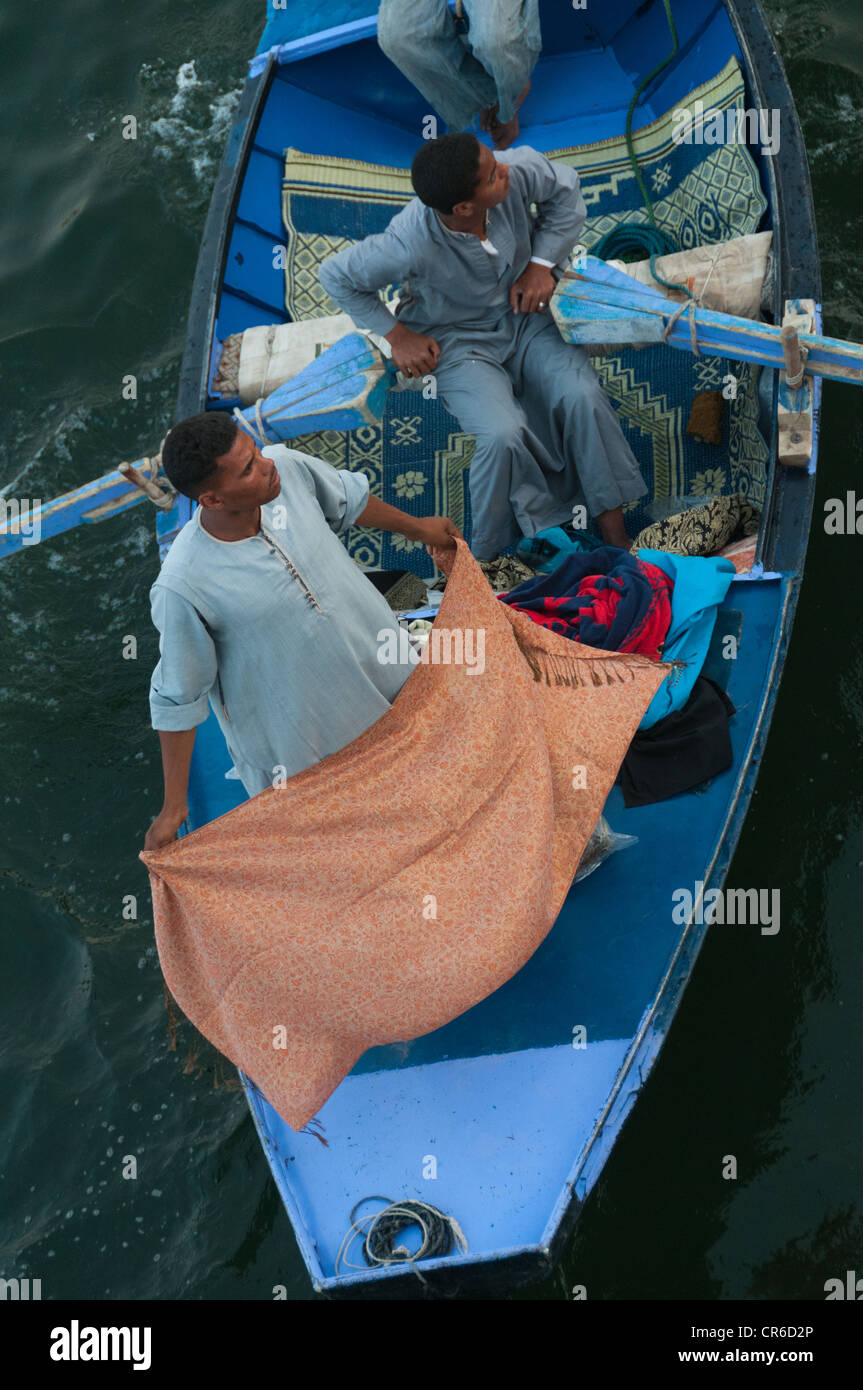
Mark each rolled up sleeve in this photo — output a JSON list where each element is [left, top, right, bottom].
[[318, 230, 412, 338], [515, 149, 586, 268], [149, 584, 218, 731], [289, 450, 370, 534]]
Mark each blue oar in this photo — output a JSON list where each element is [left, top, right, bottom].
[[0, 459, 171, 562], [0, 333, 387, 561], [235, 331, 390, 441], [553, 255, 863, 384]]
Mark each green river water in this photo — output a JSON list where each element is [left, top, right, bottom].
[[0, 0, 861, 1301]]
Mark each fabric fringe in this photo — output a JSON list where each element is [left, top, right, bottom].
[[514, 627, 687, 689], [299, 1119, 330, 1147]]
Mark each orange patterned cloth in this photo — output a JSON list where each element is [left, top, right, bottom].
[[717, 534, 758, 573], [141, 539, 668, 1130]]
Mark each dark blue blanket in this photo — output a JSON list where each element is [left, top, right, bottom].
[[500, 546, 673, 659]]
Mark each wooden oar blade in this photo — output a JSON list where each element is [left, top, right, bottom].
[[237, 332, 389, 440], [2, 333, 393, 562], [0, 458, 156, 561], [568, 254, 673, 306], [551, 293, 665, 344], [554, 255, 863, 385], [554, 254, 672, 344]]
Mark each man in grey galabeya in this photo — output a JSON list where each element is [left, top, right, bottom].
[[319, 133, 646, 561]]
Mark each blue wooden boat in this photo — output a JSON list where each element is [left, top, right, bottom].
[[161, 0, 821, 1295]]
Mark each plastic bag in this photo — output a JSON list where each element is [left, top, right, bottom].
[[574, 815, 638, 884]]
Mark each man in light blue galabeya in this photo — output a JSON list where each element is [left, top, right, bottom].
[[144, 412, 460, 850]]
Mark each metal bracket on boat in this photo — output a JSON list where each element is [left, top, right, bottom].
[[778, 298, 816, 468]]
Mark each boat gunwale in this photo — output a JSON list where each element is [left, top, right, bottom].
[[250, 14, 379, 78], [175, 53, 276, 431], [723, 0, 821, 582]]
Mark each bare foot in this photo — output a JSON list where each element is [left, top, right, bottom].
[[600, 529, 633, 551], [597, 505, 632, 551], [491, 113, 520, 149], [489, 78, 532, 148]]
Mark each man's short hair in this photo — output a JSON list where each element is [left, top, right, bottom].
[[411, 133, 481, 214], [161, 412, 239, 498]]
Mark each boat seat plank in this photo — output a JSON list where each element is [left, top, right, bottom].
[[509, 54, 660, 147], [616, 0, 737, 120], [273, 37, 435, 138], [523, 7, 742, 151]]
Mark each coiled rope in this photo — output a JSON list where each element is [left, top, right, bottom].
[[335, 1196, 468, 1282]]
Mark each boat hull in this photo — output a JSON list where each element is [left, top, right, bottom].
[[161, 0, 820, 1296]]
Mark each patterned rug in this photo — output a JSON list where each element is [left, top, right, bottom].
[[282, 57, 770, 578]]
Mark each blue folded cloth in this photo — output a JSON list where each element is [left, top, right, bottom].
[[516, 525, 604, 573], [636, 549, 736, 729]]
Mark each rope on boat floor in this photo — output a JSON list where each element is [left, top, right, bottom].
[[335, 1196, 468, 1283], [592, 0, 694, 300]]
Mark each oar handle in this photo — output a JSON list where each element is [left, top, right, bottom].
[[119, 463, 175, 510]]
